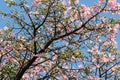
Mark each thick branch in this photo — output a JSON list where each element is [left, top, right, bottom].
[[15, 56, 37, 80]]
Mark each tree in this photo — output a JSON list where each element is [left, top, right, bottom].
[[0, 0, 120, 80]]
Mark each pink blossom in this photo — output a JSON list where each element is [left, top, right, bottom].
[[11, 58, 18, 63], [98, 0, 104, 4], [107, 34, 116, 41], [76, 27, 85, 34], [75, 0, 80, 4], [33, 36, 38, 41], [108, 0, 117, 9], [80, 4, 92, 19], [108, 54, 116, 61], [92, 5, 101, 12], [111, 65, 119, 71], [62, 74, 69, 80], [92, 58, 97, 62], [34, 66, 41, 74], [89, 46, 100, 55], [88, 76, 94, 80], [115, 4, 120, 15], [0, 29, 3, 33], [22, 73, 30, 80], [29, 11, 40, 15], [32, 0, 40, 6], [103, 41, 109, 46], [100, 55, 109, 63], [81, 5, 87, 12], [111, 41, 117, 48], [0, 38, 3, 43], [8, 55, 12, 60], [88, 76, 99, 80], [81, 4, 90, 12], [62, 0, 68, 6], [68, 0, 71, 5], [96, 64, 100, 68], [64, 6, 72, 17], [113, 24, 119, 34], [100, 17, 107, 23], [10, 32, 16, 37], [4, 46, 10, 52]]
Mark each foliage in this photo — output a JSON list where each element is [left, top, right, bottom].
[[0, 0, 120, 80]]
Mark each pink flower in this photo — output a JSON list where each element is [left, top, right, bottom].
[[100, 17, 107, 23], [96, 64, 100, 68], [62, 0, 68, 6], [80, 4, 92, 19], [22, 73, 30, 80], [98, 0, 104, 4], [92, 5, 101, 12], [64, 7, 72, 17], [68, 0, 71, 5], [108, 0, 116, 9], [81, 4, 90, 12], [103, 41, 109, 46], [100, 55, 109, 63], [113, 24, 119, 34], [108, 54, 116, 61], [75, 0, 80, 4], [0, 29, 3, 33], [88, 76, 94, 80], [8, 55, 12, 60], [111, 65, 119, 71], [89, 46, 100, 55], [88, 76, 99, 80], [62, 74, 69, 80], [29, 11, 40, 15], [107, 34, 116, 41], [34, 66, 41, 74], [32, 0, 40, 6], [0, 38, 3, 43], [10, 32, 16, 37], [33, 36, 38, 41], [4, 46, 10, 52]]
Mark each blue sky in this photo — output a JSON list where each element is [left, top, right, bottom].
[[0, 0, 120, 49]]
